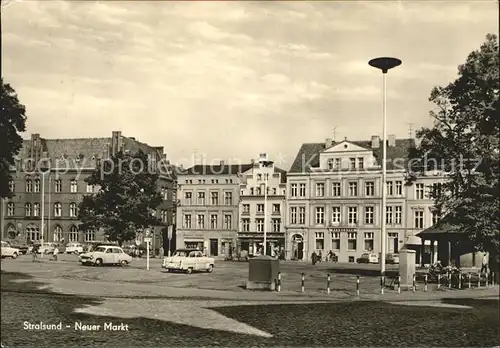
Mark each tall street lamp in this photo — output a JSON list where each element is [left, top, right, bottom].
[[368, 57, 402, 277]]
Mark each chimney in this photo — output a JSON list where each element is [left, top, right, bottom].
[[130, 137, 136, 141], [325, 138, 333, 149], [371, 135, 380, 149], [259, 153, 268, 163], [251, 159, 255, 165], [388, 134, 396, 147]]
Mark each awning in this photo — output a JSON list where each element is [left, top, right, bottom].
[[406, 236, 431, 246]]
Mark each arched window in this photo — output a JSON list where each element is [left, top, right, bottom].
[[25, 224, 40, 242], [7, 202, 15, 216], [25, 179, 32, 193], [69, 202, 78, 217], [54, 202, 62, 217], [54, 179, 62, 193], [70, 180, 78, 193], [34, 179, 41, 193], [53, 225, 63, 242], [85, 230, 95, 242], [7, 224, 17, 239], [69, 225, 79, 242], [33, 203, 40, 217], [25, 203, 32, 217]]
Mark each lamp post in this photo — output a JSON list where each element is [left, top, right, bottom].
[[368, 57, 402, 277]]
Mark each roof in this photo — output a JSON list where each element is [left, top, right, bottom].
[[417, 223, 464, 238], [181, 164, 254, 176], [289, 139, 416, 173]]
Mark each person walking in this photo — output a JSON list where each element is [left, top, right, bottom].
[[481, 253, 489, 275], [52, 246, 59, 261], [31, 244, 39, 262]]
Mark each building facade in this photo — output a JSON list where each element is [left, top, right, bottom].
[[176, 161, 253, 257], [238, 154, 287, 256], [0, 131, 176, 250], [286, 135, 445, 262]]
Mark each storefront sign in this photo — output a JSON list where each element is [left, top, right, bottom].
[[329, 228, 357, 233]]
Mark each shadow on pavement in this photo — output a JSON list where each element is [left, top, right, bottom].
[[327, 267, 399, 278]]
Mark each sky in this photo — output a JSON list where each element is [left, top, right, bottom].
[[2, 0, 498, 168]]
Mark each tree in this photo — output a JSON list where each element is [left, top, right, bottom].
[[408, 34, 499, 258], [78, 150, 163, 246], [0, 79, 27, 198]]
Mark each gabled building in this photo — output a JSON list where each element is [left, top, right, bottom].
[[286, 135, 444, 262]]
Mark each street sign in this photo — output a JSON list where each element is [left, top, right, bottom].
[[144, 237, 152, 243], [167, 225, 173, 240]]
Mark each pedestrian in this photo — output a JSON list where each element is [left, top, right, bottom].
[[312, 251, 317, 265], [52, 246, 59, 261], [318, 251, 323, 262], [32, 244, 39, 262], [481, 253, 489, 275], [159, 247, 164, 258]]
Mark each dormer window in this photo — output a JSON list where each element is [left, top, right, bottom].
[[335, 158, 341, 169], [358, 158, 364, 170], [327, 159, 334, 170]]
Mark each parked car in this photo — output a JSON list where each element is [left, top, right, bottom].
[[65, 242, 84, 254], [7, 241, 29, 255], [162, 249, 215, 274], [357, 252, 379, 264], [38, 242, 60, 254], [386, 253, 400, 264], [1, 241, 20, 259], [78, 245, 133, 266]]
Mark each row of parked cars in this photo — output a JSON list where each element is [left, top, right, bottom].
[[357, 252, 400, 264]]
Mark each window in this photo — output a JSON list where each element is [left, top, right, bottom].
[[394, 206, 402, 224], [315, 232, 324, 250], [197, 192, 205, 205], [86, 184, 94, 193], [26, 225, 40, 242], [348, 207, 357, 225], [257, 174, 262, 180], [386, 206, 393, 224], [365, 181, 374, 196], [210, 192, 218, 205], [364, 206, 374, 224], [256, 187, 261, 195], [69, 226, 79, 242], [272, 204, 280, 214], [331, 206, 341, 224], [272, 218, 281, 232], [350, 158, 356, 169], [55, 180, 62, 193], [162, 188, 168, 200], [257, 204, 264, 214], [386, 181, 393, 196], [85, 230, 95, 242], [242, 204, 250, 214], [9, 181, 15, 193], [210, 214, 218, 229], [331, 232, 340, 250], [315, 183, 325, 197], [256, 218, 264, 232], [33, 203, 40, 217], [357, 158, 364, 170], [299, 207, 306, 224], [70, 180, 78, 193], [224, 192, 232, 205], [299, 183, 306, 197], [184, 214, 192, 229], [34, 179, 40, 193], [224, 214, 232, 229], [327, 158, 334, 170], [241, 218, 250, 232], [290, 207, 297, 224], [54, 202, 62, 217], [185, 192, 192, 205], [272, 188, 277, 195], [290, 184, 298, 197], [197, 214, 205, 229], [415, 183, 425, 199], [432, 183, 442, 197], [161, 210, 168, 223], [315, 207, 325, 224], [414, 210, 424, 228], [335, 158, 341, 169], [25, 203, 32, 217], [347, 232, 357, 250], [432, 210, 441, 225], [332, 182, 341, 196], [53, 226, 63, 242], [26, 179, 32, 193], [69, 203, 78, 217], [364, 232, 374, 251], [348, 182, 358, 196], [7, 202, 14, 216], [395, 181, 403, 195]]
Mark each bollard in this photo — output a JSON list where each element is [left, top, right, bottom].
[[424, 274, 428, 292], [327, 274, 331, 295], [277, 272, 281, 292], [397, 276, 401, 294], [437, 274, 441, 289], [492, 272, 495, 286], [412, 274, 416, 293], [301, 273, 305, 292], [485, 272, 489, 287], [356, 276, 360, 296], [458, 271, 462, 290], [380, 275, 385, 295], [477, 273, 481, 288], [468, 273, 471, 289], [448, 273, 452, 289]]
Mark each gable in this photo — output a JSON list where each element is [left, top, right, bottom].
[[323, 141, 371, 154]]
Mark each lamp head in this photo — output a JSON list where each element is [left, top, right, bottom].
[[369, 57, 402, 73]]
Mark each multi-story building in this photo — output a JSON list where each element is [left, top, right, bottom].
[[176, 161, 252, 257], [238, 154, 287, 256], [0, 131, 176, 251], [286, 135, 445, 262]]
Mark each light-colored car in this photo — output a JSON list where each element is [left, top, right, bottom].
[[357, 252, 379, 264], [1, 241, 20, 259], [162, 249, 215, 274], [386, 253, 400, 264], [38, 242, 59, 254], [78, 246, 133, 266], [65, 243, 84, 254]]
